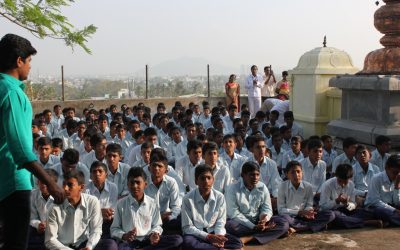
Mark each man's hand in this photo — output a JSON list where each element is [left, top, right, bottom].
[[150, 232, 160, 245], [101, 208, 114, 221], [47, 181, 65, 204], [37, 221, 46, 234], [161, 211, 172, 222], [122, 228, 137, 242], [335, 193, 349, 205], [299, 209, 316, 220], [207, 234, 227, 248]]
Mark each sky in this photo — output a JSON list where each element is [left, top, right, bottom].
[[0, 0, 382, 77]]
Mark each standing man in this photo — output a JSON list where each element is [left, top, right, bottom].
[[245, 65, 263, 118], [0, 34, 65, 250], [262, 66, 277, 102]]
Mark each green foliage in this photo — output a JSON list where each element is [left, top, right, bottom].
[[0, 0, 96, 53]]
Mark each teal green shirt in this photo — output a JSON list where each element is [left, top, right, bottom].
[[0, 73, 37, 201]]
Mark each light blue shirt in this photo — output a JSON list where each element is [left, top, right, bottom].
[[249, 156, 282, 197], [225, 179, 272, 229], [352, 162, 380, 196], [364, 171, 400, 212], [370, 149, 390, 172], [332, 153, 356, 173], [111, 194, 163, 241], [107, 162, 131, 197], [322, 148, 337, 169], [277, 180, 314, 216], [181, 188, 226, 240], [269, 146, 285, 168], [30, 189, 54, 229], [85, 180, 118, 209], [175, 155, 202, 191], [211, 163, 231, 194], [145, 175, 181, 220], [300, 157, 326, 194], [235, 147, 253, 159], [281, 150, 304, 170], [39, 154, 60, 169], [143, 165, 186, 197], [219, 151, 247, 182], [319, 177, 356, 211]]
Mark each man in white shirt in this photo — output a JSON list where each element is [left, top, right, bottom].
[[105, 144, 131, 198], [262, 66, 277, 102], [245, 65, 263, 118], [45, 170, 117, 250]]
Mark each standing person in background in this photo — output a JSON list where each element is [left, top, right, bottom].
[[245, 65, 263, 118], [262, 66, 277, 102], [225, 74, 240, 111], [0, 33, 65, 250], [276, 71, 290, 100]]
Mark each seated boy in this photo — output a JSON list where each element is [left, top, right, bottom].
[[225, 161, 289, 245], [219, 134, 247, 182], [332, 137, 357, 174], [181, 164, 243, 249], [45, 170, 117, 250], [110, 167, 183, 249], [175, 139, 203, 191], [166, 126, 184, 166], [278, 161, 335, 233], [300, 139, 326, 203], [51, 137, 64, 157], [370, 135, 391, 172], [37, 137, 60, 169], [281, 136, 304, 176], [202, 142, 231, 193], [365, 154, 400, 226], [86, 161, 118, 239], [269, 133, 286, 173], [132, 142, 153, 168], [105, 143, 131, 198], [319, 164, 382, 229], [321, 135, 337, 176], [28, 169, 59, 249], [145, 152, 182, 232]]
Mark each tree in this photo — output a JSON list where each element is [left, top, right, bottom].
[[0, 0, 96, 53]]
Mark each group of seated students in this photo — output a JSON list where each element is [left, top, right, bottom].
[[27, 101, 399, 250]]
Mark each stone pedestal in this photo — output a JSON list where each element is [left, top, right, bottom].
[[327, 75, 400, 148]]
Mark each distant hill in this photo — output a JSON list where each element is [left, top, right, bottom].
[[138, 57, 239, 76]]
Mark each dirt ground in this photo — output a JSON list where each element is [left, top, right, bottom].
[[246, 228, 400, 250]]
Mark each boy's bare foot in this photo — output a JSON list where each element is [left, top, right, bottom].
[[240, 235, 254, 244]]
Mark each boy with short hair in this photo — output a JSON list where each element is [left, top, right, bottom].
[[175, 139, 203, 191], [352, 145, 380, 197], [51, 137, 63, 157], [181, 164, 243, 249], [321, 135, 337, 175], [364, 154, 400, 226], [37, 137, 60, 169], [278, 161, 335, 233], [166, 126, 184, 166], [332, 137, 357, 174], [45, 170, 117, 250], [81, 133, 108, 169], [283, 111, 303, 138], [281, 136, 304, 174], [279, 125, 292, 152], [220, 134, 247, 182], [269, 133, 286, 173], [110, 167, 183, 249], [86, 161, 118, 239], [132, 142, 153, 168], [225, 162, 289, 245], [105, 143, 131, 198], [202, 142, 231, 193], [28, 169, 59, 249], [145, 152, 182, 232], [370, 135, 391, 172], [300, 139, 326, 199]]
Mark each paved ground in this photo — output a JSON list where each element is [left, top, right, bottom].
[[245, 228, 400, 250]]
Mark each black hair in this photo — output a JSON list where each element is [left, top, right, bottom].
[[51, 137, 63, 150], [133, 130, 144, 139], [343, 137, 357, 149], [90, 161, 108, 173], [335, 164, 353, 180], [150, 150, 168, 166], [279, 125, 290, 134], [106, 143, 122, 155], [283, 111, 294, 119], [355, 145, 369, 155], [194, 164, 213, 180], [222, 134, 236, 143], [255, 111, 266, 118], [321, 135, 332, 143], [144, 127, 157, 137], [61, 149, 80, 164], [37, 137, 52, 147], [385, 154, 400, 169], [127, 167, 147, 181], [285, 160, 302, 173], [90, 133, 106, 148], [0, 34, 37, 72], [270, 110, 279, 118], [187, 139, 203, 153], [141, 142, 154, 151], [307, 139, 323, 150], [202, 142, 219, 155], [241, 161, 260, 175], [63, 169, 85, 185], [375, 135, 391, 146]]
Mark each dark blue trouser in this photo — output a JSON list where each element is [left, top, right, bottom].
[[27, 226, 45, 250], [369, 206, 400, 226], [182, 233, 243, 250], [281, 210, 335, 232], [0, 190, 31, 250], [225, 216, 289, 245], [74, 239, 118, 250], [331, 207, 368, 229], [118, 235, 182, 250]]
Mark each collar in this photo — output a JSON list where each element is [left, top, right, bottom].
[[64, 193, 87, 209], [0, 73, 25, 89], [195, 188, 216, 204], [289, 181, 304, 191], [129, 193, 148, 207]]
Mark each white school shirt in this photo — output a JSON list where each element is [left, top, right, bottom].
[[181, 188, 226, 240], [352, 162, 380, 196], [39, 154, 61, 169], [222, 116, 235, 134], [210, 163, 231, 194], [127, 143, 161, 166], [370, 149, 390, 172], [45, 193, 102, 250], [143, 165, 186, 197], [199, 114, 211, 129], [277, 180, 314, 216], [81, 151, 107, 171], [110, 194, 163, 241], [145, 175, 181, 220], [262, 74, 276, 98], [281, 139, 291, 152], [322, 148, 338, 169], [124, 142, 139, 163], [107, 162, 131, 197], [281, 150, 304, 170], [269, 146, 285, 168], [225, 179, 272, 229], [85, 180, 118, 209], [77, 146, 92, 160], [219, 151, 247, 182], [364, 171, 400, 212], [167, 140, 183, 164], [319, 177, 356, 211], [71, 133, 83, 149], [281, 122, 304, 138], [51, 162, 90, 186], [248, 156, 282, 197], [300, 157, 326, 194], [132, 159, 148, 168], [158, 129, 171, 150], [113, 136, 133, 158], [54, 129, 74, 149], [175, 155, 202, 191], [332, 153, 356, 173], [30, 189, 54, 229], [245, 74, 263, 98], [235, 147, 253, 159]]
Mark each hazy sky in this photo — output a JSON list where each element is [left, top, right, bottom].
[[1, 0, 382, 77]]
